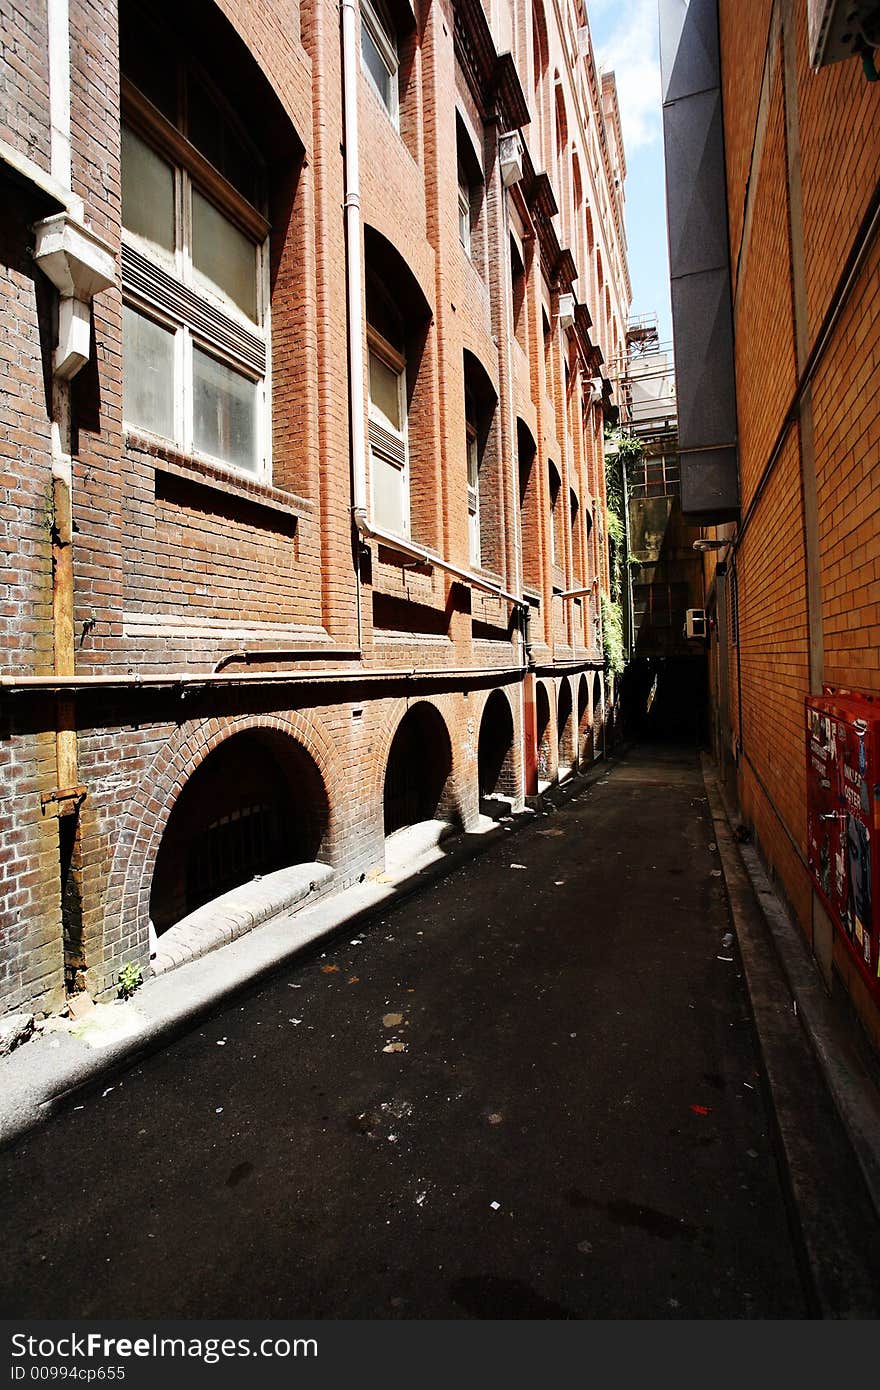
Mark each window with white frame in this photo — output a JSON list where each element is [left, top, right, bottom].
[[456, 116, 484, 267], [361, 0, 399, 126], [458, 159, 472, 256], [549, 463, 561, 567], [368, 335, 409, 537], [466, 425, 480, 566], [120, 77, 269, 479]]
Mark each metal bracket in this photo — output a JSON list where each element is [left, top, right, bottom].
[[41, 784, 87, 817]]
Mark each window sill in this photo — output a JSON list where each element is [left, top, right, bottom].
[[126, 431, 314, 523], [360, 74, 421, 172], [471, 564, 504, 588]]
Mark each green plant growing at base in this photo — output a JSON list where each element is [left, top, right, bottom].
[[117, 960, 143, 1000]]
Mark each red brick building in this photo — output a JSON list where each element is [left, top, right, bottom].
[[661, 0, 880, 1050], [0, 0, 629, 1016]]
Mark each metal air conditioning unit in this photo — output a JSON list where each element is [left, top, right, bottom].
[[685, 608, 707, 640], [558, 292, 575, 330], [499, 130, 525, 188], [808, 0, 880, 68]]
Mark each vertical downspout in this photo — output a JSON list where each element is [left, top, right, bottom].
[[498, 169, 529, 806], [341, 0, 366, 509], [47, 0, 78, 802], [341, 0, 368, 654]]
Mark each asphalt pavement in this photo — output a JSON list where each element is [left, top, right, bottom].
[[0, 745, 848, 1318]]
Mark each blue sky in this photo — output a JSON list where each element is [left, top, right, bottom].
[[588, 0, 672, 346]]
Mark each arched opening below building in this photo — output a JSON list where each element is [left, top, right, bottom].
[[577, 674, 592, 767], [478, 689, 516, 814], [605, 674, 616, 746], [149, 730, 329, 934], [557, 679, 573, 776], [592, 672, 604, 758], [535, 681, 552, 789], [383, 703, 456, 836], [517, 418, 539, 591]]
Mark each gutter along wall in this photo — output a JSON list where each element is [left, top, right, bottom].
[[0, 0, 630, 1017]]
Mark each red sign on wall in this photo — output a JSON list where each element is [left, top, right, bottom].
[[806, 690, 880, 1000]]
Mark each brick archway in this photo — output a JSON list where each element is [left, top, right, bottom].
[[477, 686, 516, 800], [535, 680, 553, 782], [577, 673, 592, 766], [592, 671, 604, 756], [369, 695, 463, 817], [377, 698, 461, 834], [557, 677, 574, 769], [105, 710, 344, 948]]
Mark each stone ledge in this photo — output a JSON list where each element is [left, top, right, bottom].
[[151, 862, 335, 975]]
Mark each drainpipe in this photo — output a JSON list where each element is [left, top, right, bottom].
[[341, 0, 368, 530], [341, 0, 368, 652], [48, 0, 75, 809], [34, 3, 113, 815], [497, 131, 531, 797]]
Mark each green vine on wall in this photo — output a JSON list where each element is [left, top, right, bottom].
[[602, 428, 644, 676]]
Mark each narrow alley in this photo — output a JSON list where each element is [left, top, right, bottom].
[[3, 746, 862, 1321]]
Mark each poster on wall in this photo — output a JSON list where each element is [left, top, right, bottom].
[[806, 692, 880, 998]]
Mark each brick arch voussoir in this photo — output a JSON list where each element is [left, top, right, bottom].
[[475, 683, 516, 732]]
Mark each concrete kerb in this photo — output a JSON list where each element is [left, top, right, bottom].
[[0, 748, 624, 1151], [702, 754, 880, 1317], [706, 756, 880, 1222]]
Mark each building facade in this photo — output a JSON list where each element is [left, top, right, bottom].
[[619, 322, 707, 741], [661, 0, 880, 1050], [0, 0, 629, 1016]]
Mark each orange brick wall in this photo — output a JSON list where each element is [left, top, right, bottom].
[[0, 0, 627, 1015], [730, 59, 796, 510], [719, 0, 773, 271], [812, 230, 880, 692], [737, 428, 810, 850], [717, 0, 880, 1041]]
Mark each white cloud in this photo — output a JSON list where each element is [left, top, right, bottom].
[[591, 0, 662, 154]]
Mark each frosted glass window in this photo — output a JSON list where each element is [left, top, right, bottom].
[[369, 351, 402, 430], [122, 305, 175, 438], [467, 432, 480, 565], [467, 431, 479, 490], [187, 75, 256, 204], [361, 3, 397, 122], [458, 164, 472, 254], [121, 126, 174, 263], [193, 346, 257, 472], [372, 453, 405, 534], [192, 190, 258, 321]]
